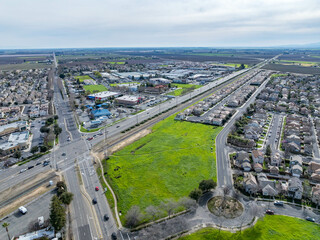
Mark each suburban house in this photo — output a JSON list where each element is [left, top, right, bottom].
[[254, 163, 263, 173], [262, 184, 278, 197], [252, 150, 264, 164], [269, 165, 279, 175], [288, 177, 303, 199], [243, 172, 258, 195], [271, 152, 282, 167], [257, 172, 276, 189]]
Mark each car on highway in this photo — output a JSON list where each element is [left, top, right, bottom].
[[111, 233, 117, 240], [19, 206, 28, 214], [104, 214, 109, 221], [43, 160, 50, 166], [265, 209, 274, 215], [20, 169, 27, 173], [306, 216, 315, 222], [28, 165, 34, 170], [36, 162, 42, 166], [92, 198, 97, 204], [95, 186, 99, 191], [274, 201, 284, 206]]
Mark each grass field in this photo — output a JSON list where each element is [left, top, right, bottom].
[[103, 115, 221, 217], [179, 215, 320, 240], [279, 60, 319, 67], [83, 84, 108, 93], [106, 61, 125, 64], [75, 75, 93, 82], [167, 84, 202, 96]]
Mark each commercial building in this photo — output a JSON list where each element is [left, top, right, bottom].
[[0, 121, 28, 136], [114, 95, 142, 107], [87, 91, 120, 102], [0, 131, 30, 155]]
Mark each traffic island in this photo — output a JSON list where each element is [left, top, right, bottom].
[[207, 196, 243, 218]]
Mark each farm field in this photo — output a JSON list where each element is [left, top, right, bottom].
[[279, 60, 320, 67], [83, 84, 108, 93], [0, 62, 52, 71], [179, 215, 320, 240], [262, 63, 320, 75], [167, 84, 202, 96], [212, 63, 249, 68], [74, 75, 93, 82], [102, 115, 221, 217]]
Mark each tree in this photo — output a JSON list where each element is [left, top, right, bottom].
[[125, 206, 142, 228], [56, 181, 67, 196], [46, 117, 54, 126], [239, 64, 245, 69], [189, 188, 202, 202], [2, 222, 11, 240], [54, 115, 59, 120], [59, 73, 65, 79], [54, 124, 62, 136], [13, 151, 21, 159], [178, 197, 197, 210], [199, 179, 217, 192], [49, 195, 66, 231], [145, 205, 160, 221], [40, 145, 48, 152], [59, 192, 73, 205], [266, 144, 272, 156], [40, 126, 50, 133], [31, 146, 39, 154]]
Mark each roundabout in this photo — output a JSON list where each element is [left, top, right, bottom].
[[207, 195, 244, 219]]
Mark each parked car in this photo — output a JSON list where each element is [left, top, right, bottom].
[[306, 216, 315, 222], [19, 206, 28, 214], [104, 214, 109, 221], [274, 201, 284, 206], [92, 198, 97, 204], [95, 186, 99, 191], [265, 209, 274, 215], [62, 153, 66, 156], [111, 233, 117, 240]]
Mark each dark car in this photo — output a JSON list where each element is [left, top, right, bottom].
[[265, 209, 274, 215], [28, 165, 34, 170], [92, 198, 97, 204], [36, 162, 42, 166], [62, 153, 66, 156], [306, 216, 315, 222], [111, 233, 117, 240], [87, 137, 93, 141], [104, 214, 109, 221]]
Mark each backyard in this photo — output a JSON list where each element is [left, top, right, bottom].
[[179, 215, 320, 240], [102, 115, 222, 218], [75, 75, 93, 82], [83, 84, 108, 93]]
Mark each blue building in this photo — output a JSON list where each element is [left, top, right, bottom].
[[91, 108, 111, 118]]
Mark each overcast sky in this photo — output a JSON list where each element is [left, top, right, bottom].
[[0, 0, 320, 49]]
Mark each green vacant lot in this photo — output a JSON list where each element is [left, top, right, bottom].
[[75, 75, 93, 82], [180, 215, 320, 240], [83, 84, 108, 93], [167, 84, 202, 96], [104, 115, 221, 216], [106, 61, 125, 64]]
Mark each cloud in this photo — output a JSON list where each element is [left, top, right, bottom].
[[0, 0, 319, 48]]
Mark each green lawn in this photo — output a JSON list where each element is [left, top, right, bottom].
[[179, 215, 320, 240], [83, 84, 108, 93], [167, 84, 202, 96], [103, 115, 222, 217], [75, 75, 93, 82], [106, 61, 125, 64]]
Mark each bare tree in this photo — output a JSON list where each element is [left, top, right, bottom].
[[145, 205, 161, 222], [125, 206, 142, 228], [161, 199, 178, 218], [178, 197, 197, 211]]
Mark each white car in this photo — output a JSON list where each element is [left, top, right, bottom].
[[20, 169, 27, 173], [19, 206, 28, 214]]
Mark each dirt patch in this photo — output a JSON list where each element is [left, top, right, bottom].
[[0, 173, 59, 219], [94, 129, 151, 160], [207, 196, 243, 219]]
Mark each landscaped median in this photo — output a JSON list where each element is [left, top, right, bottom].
[[99, 114, 222, 226], [178, 215, 320, 240]]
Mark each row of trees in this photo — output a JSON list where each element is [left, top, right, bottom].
[[49, 181, 74, 232]]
